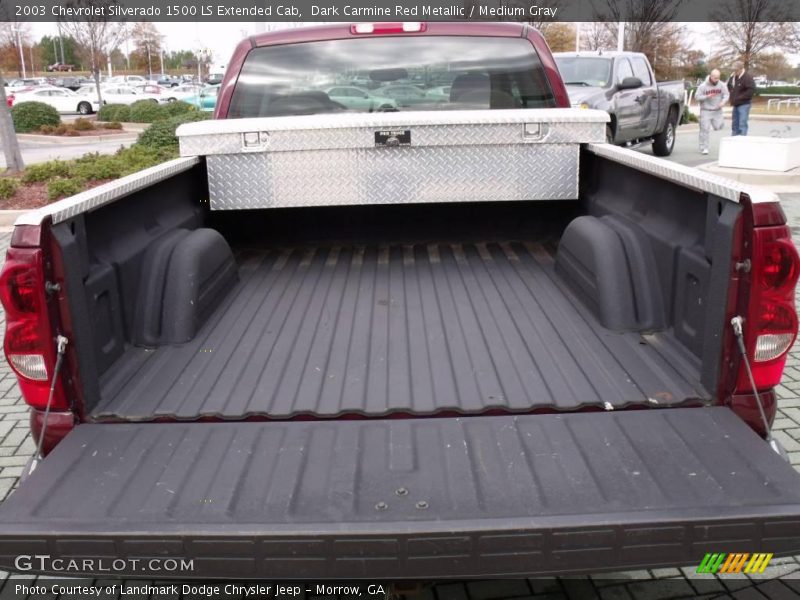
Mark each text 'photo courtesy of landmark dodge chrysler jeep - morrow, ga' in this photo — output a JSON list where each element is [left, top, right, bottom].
[[0, 21, 799, 579]]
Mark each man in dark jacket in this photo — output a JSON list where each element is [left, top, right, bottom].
[[727, 61, 755, 136]]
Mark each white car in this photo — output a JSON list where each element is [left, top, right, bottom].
[[106, 75, 148, 85], [162, 84, 205, 103], [82, 85, 163, 106], [13, 87, 100, 115]]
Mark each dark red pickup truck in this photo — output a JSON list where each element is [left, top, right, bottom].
[[0, 22, 800, 580]]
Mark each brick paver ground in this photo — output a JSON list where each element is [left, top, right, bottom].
[[1, 199, 800, 599]]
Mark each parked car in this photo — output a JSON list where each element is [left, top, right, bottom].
[[12, 86, 99, 114], [46, 63, 75, 72], [106, 75, 147, 85], [162, 83, 205, 103], [323, 85, 397, 111], [145, 74, 180, 87], [53, 76, 93, 91], [206, 72, 224, 85], [5, 78, 41, 91], [186, 84, 219, 111], [554, 51, 685, 156], [0, 22, 799, 582], [424, 85, 452, 102], [87, 84, 165, 105], [373, 83, 431, 106]]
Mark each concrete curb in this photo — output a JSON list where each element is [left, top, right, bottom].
[[17, 132, 139, 145], [687, 107, 800, 122]]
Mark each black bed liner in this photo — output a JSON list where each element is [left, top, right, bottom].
[[1, 408, 800, 578], [93, 241, 703, 420]]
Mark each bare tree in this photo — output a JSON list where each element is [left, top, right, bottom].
[[592, 0, 686, 52], [0, 73, 24, 174], [59, 0, 125, 104], [581, 23, 617, 50], [713, 0, 800, 69]]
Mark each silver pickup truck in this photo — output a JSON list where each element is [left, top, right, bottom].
[[554, 51, 686, 156]]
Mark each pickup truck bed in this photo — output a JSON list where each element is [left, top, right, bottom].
[[3, 102, 799, 579], [95, 235, 701, 421]]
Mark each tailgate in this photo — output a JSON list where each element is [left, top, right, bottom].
[[1, 408, 800, 578]]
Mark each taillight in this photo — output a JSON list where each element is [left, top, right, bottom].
[[736, 224, 800, 392], [0, 247, 68, 410], [350, 22, 427, 35]]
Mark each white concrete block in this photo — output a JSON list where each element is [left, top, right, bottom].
[[718, 136, 800, 172]]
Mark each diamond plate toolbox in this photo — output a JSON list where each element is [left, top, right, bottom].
[[177, 109, 608, 210]]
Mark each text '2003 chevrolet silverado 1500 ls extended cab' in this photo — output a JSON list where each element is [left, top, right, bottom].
[[0, 22, 800, 579]]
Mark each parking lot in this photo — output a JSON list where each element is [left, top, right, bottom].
[[0, 123, 799, 599]]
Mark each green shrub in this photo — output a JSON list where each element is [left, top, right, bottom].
[[129, 99, 166, 123], [102, 121, 123, 130], [97, 103, 132, 122], [10, 101, 61, 133], [97, 103, 133, 122], [70, 154, 124, 181], [681, 110, 699, 125], [754, 86, 800, 96], [0, 178, 19, 200], [47, 177, 86, 201], [161, 100, 196, 118], [22, 160, 71, 183], [72, 118, 95, 131], [114, 145, 176, 175], [137, 111, 210, 151]]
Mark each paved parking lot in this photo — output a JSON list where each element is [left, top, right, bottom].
[[0, 164, 799, 598]]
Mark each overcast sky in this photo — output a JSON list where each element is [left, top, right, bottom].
[[28, 21, 797, 71]]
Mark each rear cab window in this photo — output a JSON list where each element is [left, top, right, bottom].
[[228, 36, 557, 118]]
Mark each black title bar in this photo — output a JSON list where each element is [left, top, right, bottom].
[[2, 0, 798, 22]]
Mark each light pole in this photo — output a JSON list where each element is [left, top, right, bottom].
[[56, 21, 65, 64], [12, 26, 27, 79], [575, 23, 581, 52], [124, 23, 131, 71], [617, 22, 625, 52]]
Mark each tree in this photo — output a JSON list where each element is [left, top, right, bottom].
[[166, 49, 196, 71], [130, 22, 162, 77], [0, 72, 24, 174], [752, 52, 793, 81], [0, 22, 33, 77], [59, 0, 125, 103], [38, 35, 80, 69], [539, 23, 577, 52], [593, 0, 687, 52], [580, 23, 616, 51], [712, 0, 800, 69]]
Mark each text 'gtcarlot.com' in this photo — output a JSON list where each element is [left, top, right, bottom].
[[14, 554, 194, 573]]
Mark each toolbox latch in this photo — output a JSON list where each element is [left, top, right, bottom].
[[242, 131, 270, 151], [523, 123, 549, 142]]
